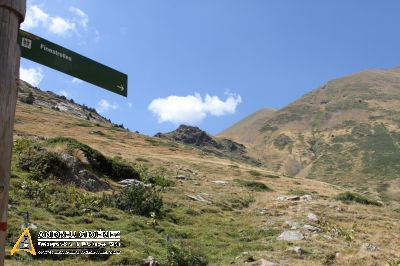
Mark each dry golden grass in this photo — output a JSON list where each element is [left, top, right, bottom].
[[7, 99, 400, 265]]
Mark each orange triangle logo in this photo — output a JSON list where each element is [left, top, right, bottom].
[[10, 227, 36, 256]]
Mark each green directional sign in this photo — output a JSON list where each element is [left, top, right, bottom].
[[18, 29, 128, 97]]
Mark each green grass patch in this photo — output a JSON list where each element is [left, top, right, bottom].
[[335, 192, 382, 206], [288, 189, 310, 196], [234, 179, 272, 192], [263, 174, 280, 179], [248, 170, 262, 177]]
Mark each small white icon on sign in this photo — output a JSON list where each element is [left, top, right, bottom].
[[21, 38, 32, 49], [117, 85, 125, 91]]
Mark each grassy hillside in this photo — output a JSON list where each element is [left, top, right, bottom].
[[218, 108, 276, 144], [221, 68, 400, 202], [4, 82, 400, 265]]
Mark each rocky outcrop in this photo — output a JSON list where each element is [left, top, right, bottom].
[[155, 125, 261, 165]]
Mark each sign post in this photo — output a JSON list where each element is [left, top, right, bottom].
[[18, 30, 128, 97], [0, 0, 26, 264], [0, 2, 128, 264]]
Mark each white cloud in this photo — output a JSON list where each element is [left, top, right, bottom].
[[59, 90, 69, 97], [128, 102, 133, 108], [49, 16, 75, 36], [21, 4, 89, 37], [20, 66, 44, 86], [69, 7, 89, 30], [22, 5, 49, 30], [96, 99, 119, 113], [148, 93, 242, 125], [71, 77, 83, 84]]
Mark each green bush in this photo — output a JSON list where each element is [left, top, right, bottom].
[[18, 151, 68, 181], [335, 192, 382, 206], [13, 138, 38, 156], [167, 242, 208, 266], [217, 194, 255, 210], [288, 189, 310, 196], [273, 134, 293, 150], [20, 92, 34, 104], [103, 183, 163, 216], [248, 170, 262, 176], [20, 179, 51, 207], [234, 179, 272, 192], [264, 174, 280, 179], [146, 175, 175, 188]]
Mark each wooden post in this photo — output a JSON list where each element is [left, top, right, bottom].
[[0, 0, 26, 264]]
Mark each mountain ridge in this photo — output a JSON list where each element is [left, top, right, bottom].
[[220, 67, 400, 201]]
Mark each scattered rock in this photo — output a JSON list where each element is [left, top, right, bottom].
[[287, 195, 301, 201], [283, 220, 300, 229], [21, 223, 37, 230], [245, 259, 278, 266], [276, 196, 287, 201], [277, 230, 304, 241], [288, 246, 305, 255], [176, 175, 188, 180], [307, 212, 319, 222], [256, 208, 269, 215], [303, 224, 321, 232], [300, 194, 313, 201], [60, 152, 111, 192], [361, 243, 378, 252], [118, 179, 151, 188], [276, 195, 313, 201], [244, 256, 256, 263], [186, 194, 211, 204], [211, 180, 228, 184], [77, 169, 111, 192], [143, 256, 158, 266]]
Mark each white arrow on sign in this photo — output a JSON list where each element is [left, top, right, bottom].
[[117, 85, 125, 91]]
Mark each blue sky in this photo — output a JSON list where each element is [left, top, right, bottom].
[[20, 0, 400, 135]]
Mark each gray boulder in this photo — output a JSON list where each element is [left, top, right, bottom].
[[277, 231, 304, 241], [303, 224, 321, 232], [361, 243, 378, 252], [245, 259, 278, 266], [288, 246, 305, 255], [307, 212, 319, 222]]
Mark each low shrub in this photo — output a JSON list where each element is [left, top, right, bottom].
[[264, 174, 280, 179], [20, 92, 34, 104], [217, 194, 255, 210], [102, 183, 163, 216], [248, 170, 262, 176], [335, 192, 382, 206], [288, 189, 310, 196], [20, 179, 51, 207], [234, 179, 272, 192], [18, 151, 68, 181], [166, 242, 208, 266]]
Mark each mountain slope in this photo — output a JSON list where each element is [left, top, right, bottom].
[[5, 80, 400, 265], [218, 108, 276, 144], [221, 68, 400, 199]]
